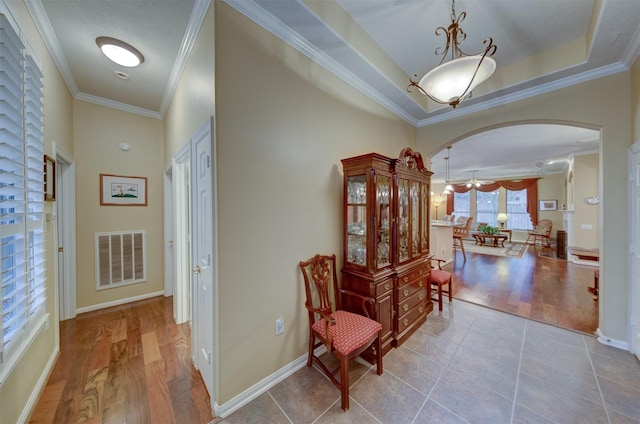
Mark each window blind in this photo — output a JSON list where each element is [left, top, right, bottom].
[[0, 11, 46, 379]]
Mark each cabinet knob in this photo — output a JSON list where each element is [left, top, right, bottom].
[[419, 269, 423, 275], [403, 304, 409, 312], [419, 306, 424, 313], [418, 280, 423, 287], [403, 318, 409, 327], [403, 277, 409, 283], [403, 288, 409, 297], [384, 283, 391, 290], [419, 293, 425, 300]]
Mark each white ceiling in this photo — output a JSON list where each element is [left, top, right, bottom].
[[25, 0, 640, 182]]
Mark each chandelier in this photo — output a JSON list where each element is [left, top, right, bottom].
[[408, 0, 497, 108]]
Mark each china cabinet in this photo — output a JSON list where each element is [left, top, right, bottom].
[[340, 148, 433, 358]]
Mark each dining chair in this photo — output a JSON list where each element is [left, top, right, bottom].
[[298, 254, 383, 411], [430, 258, 452, 311]]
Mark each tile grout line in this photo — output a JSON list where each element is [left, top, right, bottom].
[[409, 311, 476, 424], [510, 318, 527, 423], [267, 390, 295, 424], [583, 335, 612, 424]]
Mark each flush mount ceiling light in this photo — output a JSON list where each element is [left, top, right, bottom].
[[96, 36, 144, 67], [408, 0, 497, 108]]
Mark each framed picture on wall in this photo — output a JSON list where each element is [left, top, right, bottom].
[[100, 174, 147, 206], [539, 199, 557, 211], [44, 155, 56, 201]]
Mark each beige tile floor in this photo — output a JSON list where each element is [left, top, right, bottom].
[[218, 300, 640, 424]]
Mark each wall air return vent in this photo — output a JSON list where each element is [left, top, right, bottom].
[[95, 230, 147, 290]]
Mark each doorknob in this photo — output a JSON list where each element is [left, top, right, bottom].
[[58, 247, 64, 252], [193, 265, 201, 274]]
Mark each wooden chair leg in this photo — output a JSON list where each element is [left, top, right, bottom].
[[437, 283, 443, 311], [340, 356, 349, 411], [375, 333, 383, 376], [459, 239, 466, 261], [447, 278, 452, 302], [306, 335, 314, 367]]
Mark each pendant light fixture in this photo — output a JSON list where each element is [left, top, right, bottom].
[[442, 146, 454, 194], [408, 0, 497, 108]]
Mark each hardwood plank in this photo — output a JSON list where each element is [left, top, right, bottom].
[[77, 367, 108, 422], [146, 359, 177, 424], [142, 331, 163, 364], [27, 379, 66, 424], [126, 353, 152, 424]]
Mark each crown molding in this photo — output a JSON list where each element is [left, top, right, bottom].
[[75, 92, 162, 119], [25, 0, 79, 96], [159, 0, 211, 118]]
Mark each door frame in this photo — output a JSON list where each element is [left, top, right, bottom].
[[55, 145, 76, 321], [170, 143, 192, 325]]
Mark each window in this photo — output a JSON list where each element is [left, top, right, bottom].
[[1, 11, 46, 382], [476, 190, 499, 226], [453, 191, 470, 218], [507, 189, 533, 230]]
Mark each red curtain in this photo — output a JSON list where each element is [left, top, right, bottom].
[[444, 178, 539, 225]]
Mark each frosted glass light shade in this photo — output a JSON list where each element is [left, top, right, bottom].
[[96, 37, 144, 68], [418, 55, 496, 104], [496, 213, 508, 222]]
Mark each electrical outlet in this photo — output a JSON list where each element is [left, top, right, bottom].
[[275, 317, 284, 335]]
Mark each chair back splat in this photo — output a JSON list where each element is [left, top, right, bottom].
[[299, 254, 383, 411]]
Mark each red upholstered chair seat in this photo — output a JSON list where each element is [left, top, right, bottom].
[[429, 259, 453, 311], [430, 269, 450, 285], [312, 310, 382, 355]]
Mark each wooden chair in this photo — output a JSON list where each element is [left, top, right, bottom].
[[453, 216, 474, 261], [526, 219, 552, 247], [299, 254, 383, 411], [430, 258, 452, 311]]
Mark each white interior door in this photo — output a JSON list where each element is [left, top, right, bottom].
[[630, 142, 640, 360], [191, 117, 217, 401], [55, 146, 76, 321]]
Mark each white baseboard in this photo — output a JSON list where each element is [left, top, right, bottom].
[[596, 328, 630, 351], [213, 346, 327, 418], [19, 345, 60, 424], [76, 291, 165, 314]]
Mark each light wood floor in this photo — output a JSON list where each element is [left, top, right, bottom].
[[29, 244, 597, 422], [28, 296, 214, 424], [449, 241, 599, 335]]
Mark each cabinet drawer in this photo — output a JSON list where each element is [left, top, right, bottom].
[[396, 277, 428, 302], [397, 300, 428, 333], [397, 265, 429, 287], [376, 280, 393, 297], [398, 287, 427, 315]]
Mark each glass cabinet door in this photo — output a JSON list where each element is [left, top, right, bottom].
[[398, 178, 409, 262], [420, 182, 429, 253], [346, 175, 367, 266], [376, 174, 391, 269], [410, 181, 420, 258]]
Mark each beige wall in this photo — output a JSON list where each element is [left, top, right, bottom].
[[537, 173, 566, 239], [212, 2, 415, 404], [164, 4, 215, 160], [416, 72, 632, 341], [572, 154, 600, 248], [1, 2, 73, 423], [74, 101, 165, 308]]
